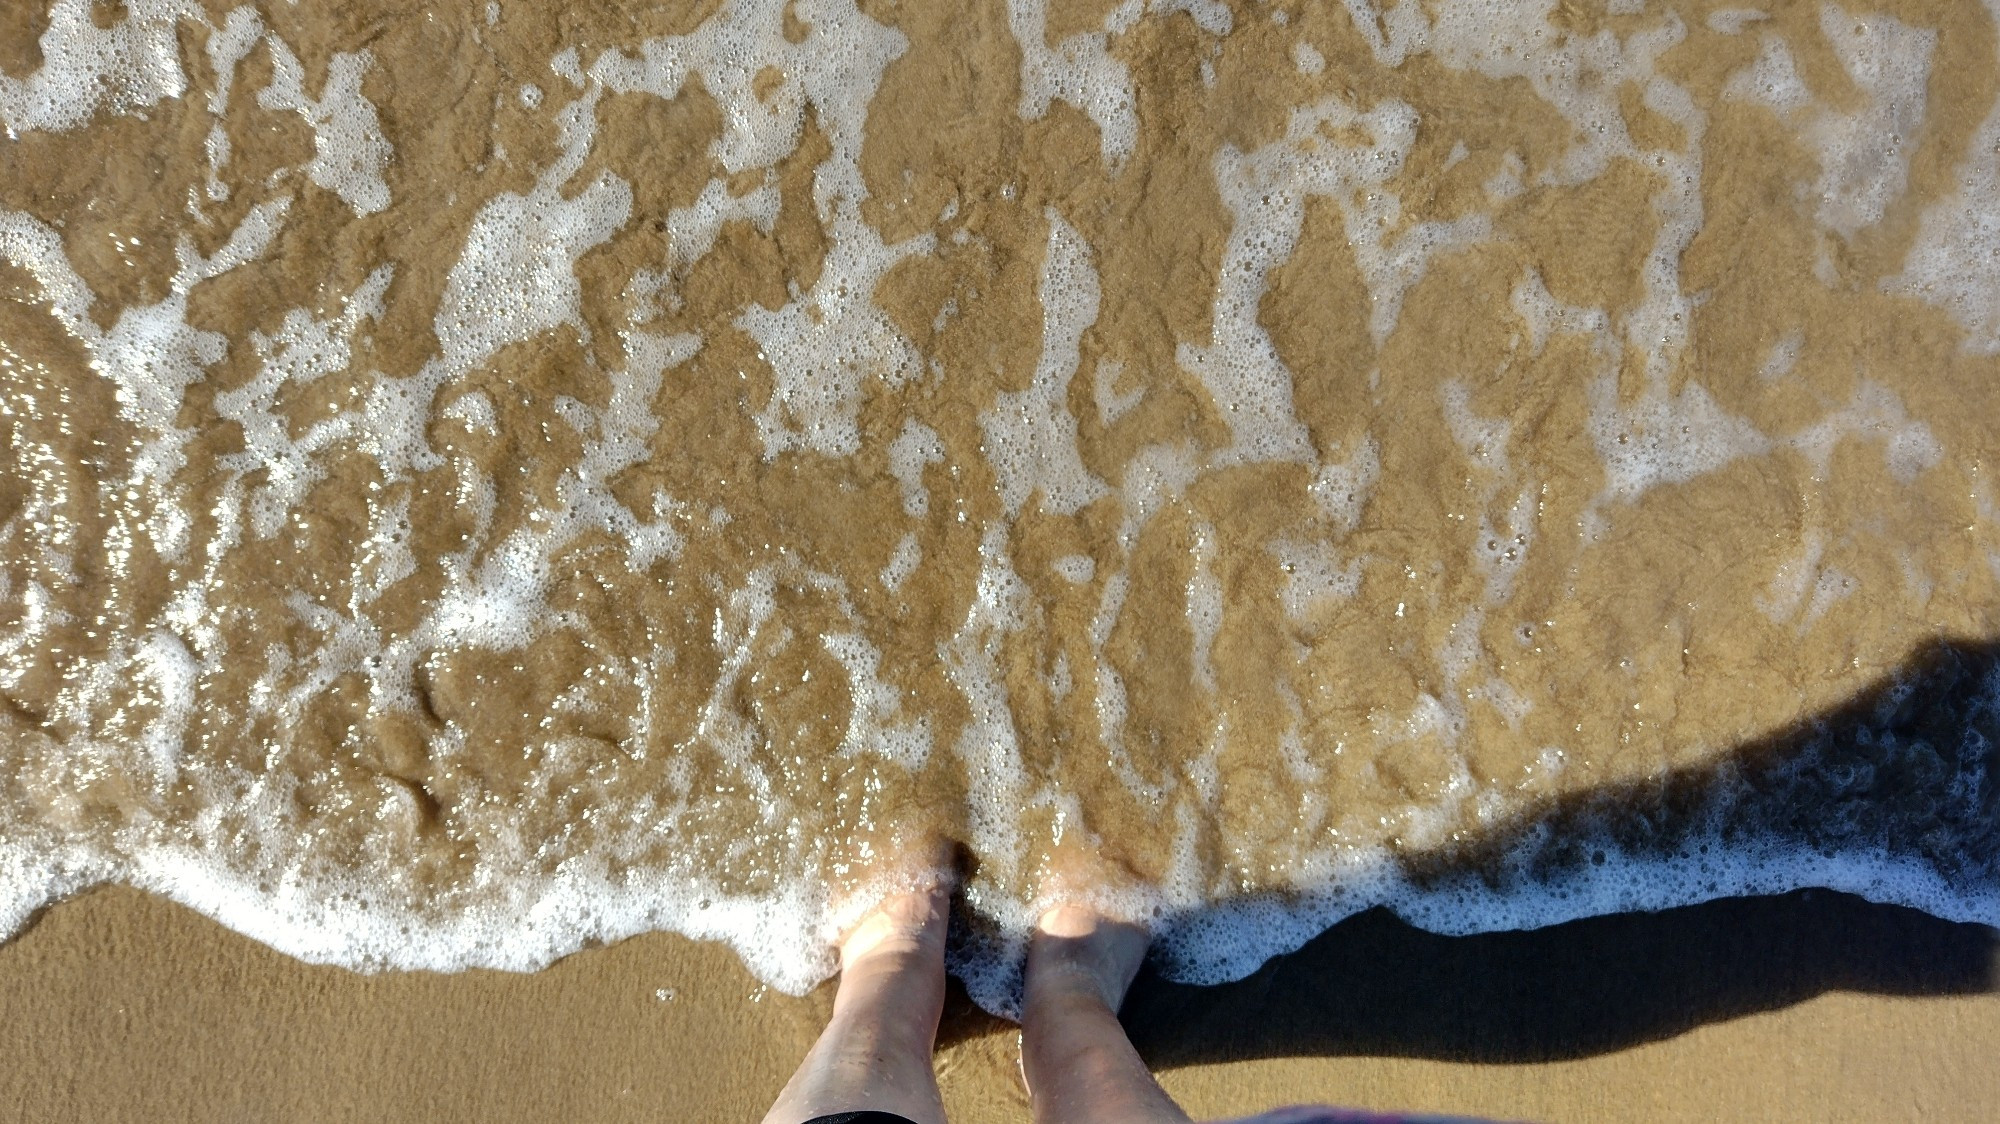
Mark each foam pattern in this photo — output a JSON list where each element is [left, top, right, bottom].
[[1886, 0, 2000, 354], [0, 0, 1995, 1023], [0, 0, 190, 136]]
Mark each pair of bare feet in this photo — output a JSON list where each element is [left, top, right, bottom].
[[762, 880, 1192, 1124]]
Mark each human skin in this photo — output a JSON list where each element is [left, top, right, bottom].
[[764, 883, 1191, 1124], [1019, 903, 1193, 1124], [761, 882, 954, 1124]]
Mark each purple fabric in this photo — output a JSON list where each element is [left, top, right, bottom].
[[1215, 1107, 1506, 1124]]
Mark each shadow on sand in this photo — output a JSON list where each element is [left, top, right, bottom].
[[1118, 889, 1995, 1066], [942, 637, 2000, 1065]]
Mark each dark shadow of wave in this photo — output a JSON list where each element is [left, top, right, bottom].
[[941, 637, 2000, 1062], [1397, 636, 2000, 907], [1121, 890, 1995, 1066]]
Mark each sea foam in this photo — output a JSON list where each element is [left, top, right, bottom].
[[0, 0, 1995, 1019]]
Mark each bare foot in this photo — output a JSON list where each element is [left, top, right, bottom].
[[1020, 894, 1190, 1122], [837, 877, 951, 967], [1026, 902, 1150, 1012], [761, 845, 956, 1124]]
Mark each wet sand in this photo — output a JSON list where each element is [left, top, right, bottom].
[[4, 1, 2000, 1119], [5, 0, 1998, 996], [1, 885, 1992, 1122]]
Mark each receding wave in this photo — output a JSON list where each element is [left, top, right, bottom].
[[1, 0, 1996, 1013]]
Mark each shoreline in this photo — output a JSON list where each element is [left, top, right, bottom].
[[2, 884, 1991, 1122]]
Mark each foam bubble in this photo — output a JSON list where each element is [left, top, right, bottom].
[[1723, 9, 1935, 238], [978, 210, 1111, 516], [1587, 370, 1770, 506], [1884, 1, 2000, 355], [887, 419, 943, 517], [258, 42, 394, 217], [1007, 0, 1141, 168], [0, 0, 191, 136], [434, 88, 630, 371]]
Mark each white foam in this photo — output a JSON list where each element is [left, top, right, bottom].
[[1051, 554, 1094, 584], [1513, 260, 1775, 525], [593, 0, 931, 459], [1269, 538, 1362, 620], [943, 525, 1032, 884], [258, 42, 394, 217], [880, 531, 921, 590], [1091, 358, 1143, 424], [1336, 0, 1430, 68], [887, 419, 943, 516], [1783, 378, 1942, 485], [1007, 0, 1141, 168], [0, 0, 191, 136], [1483, 150, 1526, 202], [1115, 440, 1200, 545], [438, 390, 498, 434], [1087, 567, 1168, 804], [1811, 5, 1934, 236], [4, 197, 290, 573], [1723, 9, 1935, 238], [1440, 380, 1510, 477], [1137, 832, 2000, 1004], [978, 210, 1111, 516], [551, 48, 585, 87], [1185, 520, 1222, 694], [219, 287, 384, 556], [696, 568, 786, 803], [1292, 41, 1325, 76], [0, 211, 98, 335], [1179, 95, 1437, 464], [433, 87, 629, 372], [198, 7, 265, 207], [664, 176, 781, 274], [1722, 27, 1810, 113], [821, 631, 933, 767], [1380, 4, 1707, 383], [1757, 527, 1826, 624], [1884, 1, 2000, 355], [1707, 9, 1769, 35], [1758, 330, 1804, 382], [1587, 370, 1770, 505]]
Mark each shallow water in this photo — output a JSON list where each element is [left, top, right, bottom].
[[1, 0, 1997, 1011]]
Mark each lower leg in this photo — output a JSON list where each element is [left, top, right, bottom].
[[762, 886, 951, 1124], [1020, 905, 1192, 1124]]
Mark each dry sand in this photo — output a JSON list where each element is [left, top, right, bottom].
[[0, 885, 1992, 1122]]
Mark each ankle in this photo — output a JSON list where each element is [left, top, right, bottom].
[[1024, 952, 1125, 1012]]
